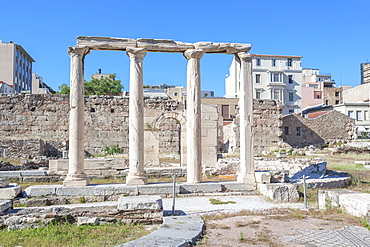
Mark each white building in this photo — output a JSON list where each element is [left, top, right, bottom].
[[0, 81, 14, 94], [225, 54, 303, 115], [31, 73, 53, 94], [334, 102, 370, 137], [0, 39, 34, 93]]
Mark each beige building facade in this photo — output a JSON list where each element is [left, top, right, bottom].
[[0, 39, 34, 93], [361, 63, 370, 84]]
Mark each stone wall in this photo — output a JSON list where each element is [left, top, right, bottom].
[[0, 94, 178, 158], [282, 111, 355, 148], [222, 99, 283, 153]]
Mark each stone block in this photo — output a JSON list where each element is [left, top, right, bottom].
[[117, 195, 162, 210], [339, 193, 370, 217], [56, 186, 95, 196], [258, 183, 299, 202], [0, 171, 21, 178], [24, 185, 61, 197], [0, 180, 9, 188], [180, 183, 222, 194], [221, 181, 256, 192], [255, 171, 271, 184], [0, 200, 12, 213], [0, 183, 21, 199], [117, 215, 203, 247], [77, 217, 100, 226], [138, 183, 178, 195], [20, 170, 47, 176], [317, 189, 355, 210], [94, 184, 138, 196]]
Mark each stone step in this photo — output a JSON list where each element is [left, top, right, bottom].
[[116, 215, 204, 247], [0, 200, 12, 214]]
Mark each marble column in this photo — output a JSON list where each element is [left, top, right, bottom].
[[236, 52, 255, 184], [63, 47, 89, 187], [126, 47, 148, 186], [184, 49, 204, 184]]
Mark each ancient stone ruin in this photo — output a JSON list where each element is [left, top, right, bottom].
[[65, 37, 255, 187]]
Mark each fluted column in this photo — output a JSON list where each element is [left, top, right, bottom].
[[126, 47, 148, 186], [237, 52, 255, 184], [184, 49, 204, 184], [63, 47, 89, 187]]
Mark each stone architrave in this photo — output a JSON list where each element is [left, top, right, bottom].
[[184, 49, 204, 184], [236, 52, 255, 184], [126, 48, 148, 186], [63, 47, 90, 187]]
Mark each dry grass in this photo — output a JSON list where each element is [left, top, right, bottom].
[[325, 152, 370, 193]]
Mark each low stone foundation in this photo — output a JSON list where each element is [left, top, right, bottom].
[[318, 189, 370, 224], [1, 195, 163, 230]]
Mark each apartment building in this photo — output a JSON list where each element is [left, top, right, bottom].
[[225, 54, 303, 115], [31, 73, 54, 94], [0, 39, 34, 93], [361, 63, 370, 84], [301, 68, 341, 109]]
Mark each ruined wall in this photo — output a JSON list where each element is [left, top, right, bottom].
[[222, 99, 283, 153], [282, 110, 355, 148], [0, 94, 178, 158]]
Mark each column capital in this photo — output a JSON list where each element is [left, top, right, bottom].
[[237, 52, 252, 62], [126, 47, 147, 59], [184, 49, 204, 60], [68, 47, 90, 57]]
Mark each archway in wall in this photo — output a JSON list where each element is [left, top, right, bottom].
[[158, 118, 181, 164], [153, 111, 186, 167]]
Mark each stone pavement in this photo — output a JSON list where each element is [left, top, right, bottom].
[[284, 226, 370, 247], [158, 195, 370, 247]]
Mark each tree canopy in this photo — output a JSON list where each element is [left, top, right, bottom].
[[56, 74, 123, 96]]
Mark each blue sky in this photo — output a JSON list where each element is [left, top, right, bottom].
[[1, 0, 369, 96]]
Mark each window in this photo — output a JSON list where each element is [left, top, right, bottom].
[[256, 58, 261, 66], [364, 111, 368, 121], [356, 111, 363, 121], [256, 90, 261, 99], [284, 127, 289, 135], [272, 59, 276, 66], [288, 75, 293, 84], [287, 58, 292, 66], [273, 90, 280, 100], [270, 73, 282, 82], [174, 92, 178, 96], [325, 100, 329, 105], [289, 93, 294, 101], [289, 109, 294, 114], [222, 105, 230, 119], [256, 74, 261, 83], [335, 92, 340, 97], [296, 127, 301, 136], [348, 111, 354, 119], [335, 100, 340, 105]]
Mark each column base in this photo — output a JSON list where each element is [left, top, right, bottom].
[[237, 173, 255, 184], [63, 174, 89, 187], [186, 177, 202, 184], [126, 174, 148, 186]]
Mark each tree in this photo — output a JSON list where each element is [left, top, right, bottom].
[[55, 74, 123, 96], [56, 83, 70, 94], [84, 74, 123, 96]]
